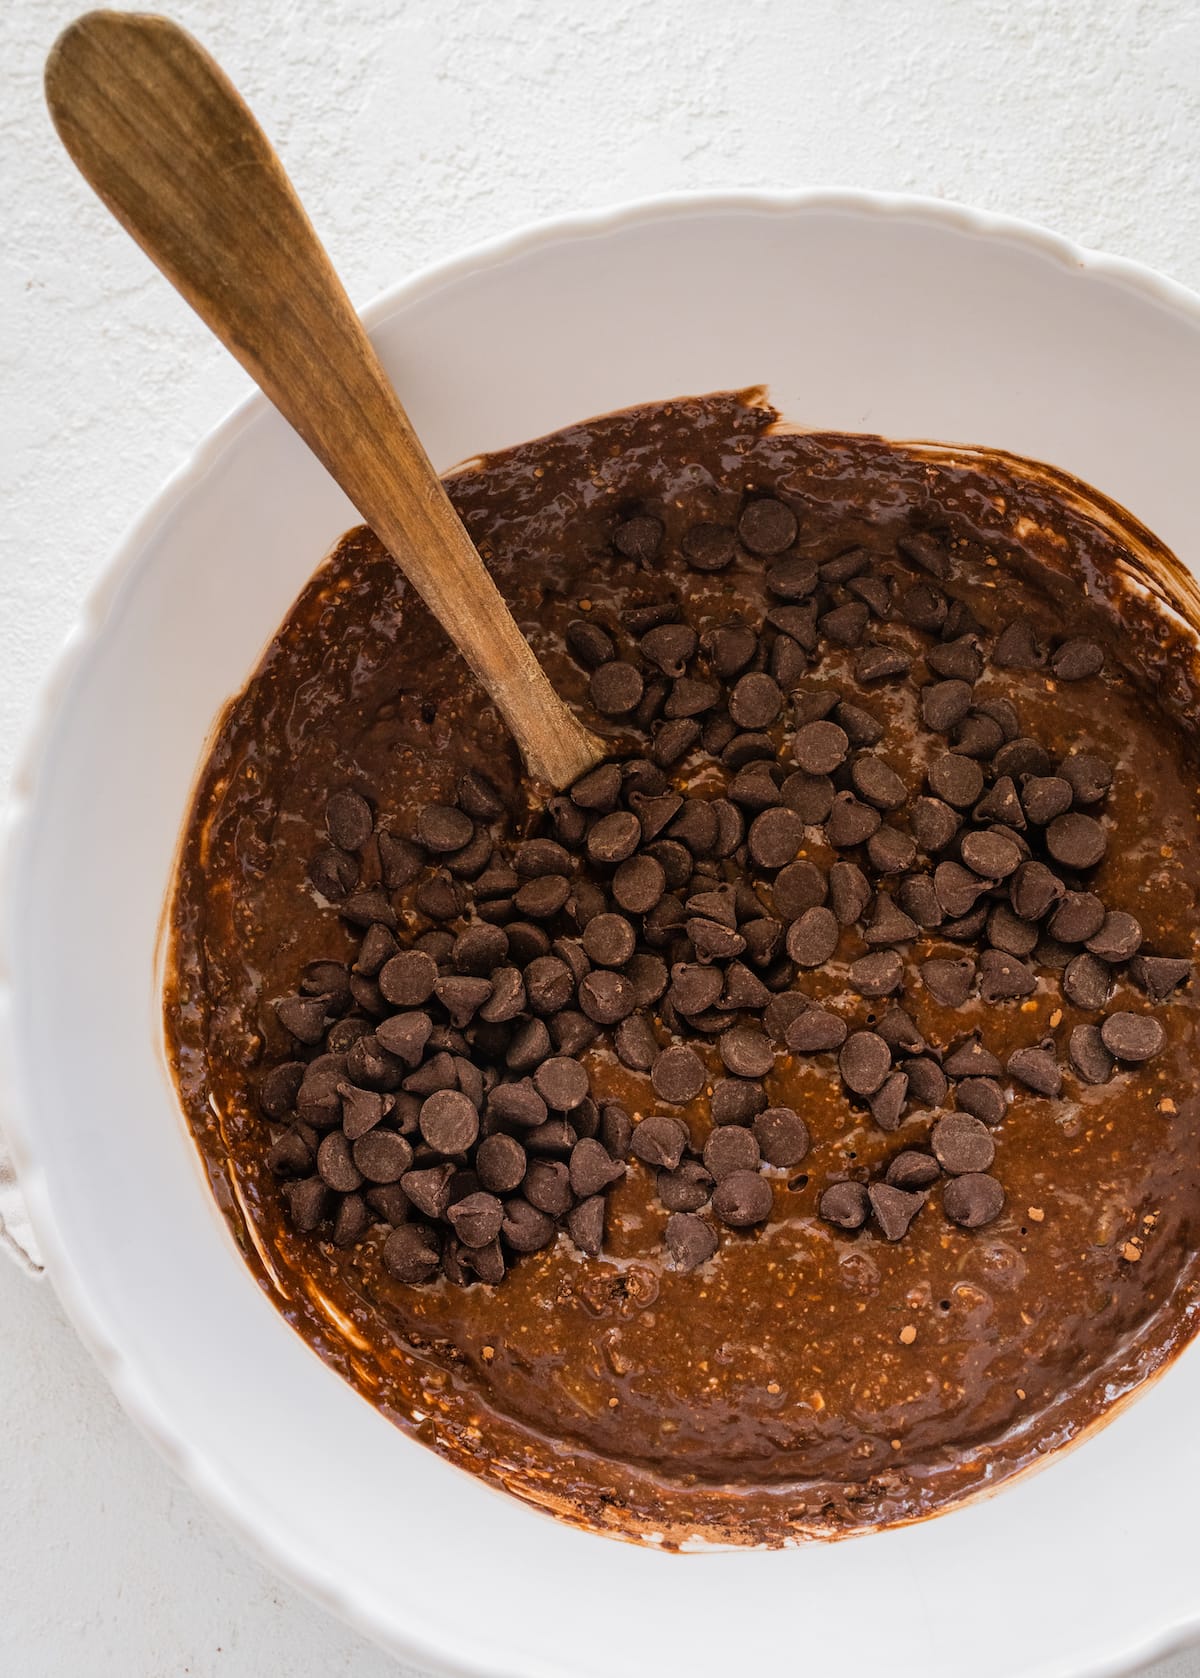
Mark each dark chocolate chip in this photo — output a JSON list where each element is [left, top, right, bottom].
[[850, 753, 907, 811], [927, 636, 984, 682], [447, 1191, 504, 1248], [417, 804, 474, 854], [835, 701, 884, 748], [979, 948, 1037, 1001], [869, 1183, 925, 1241], [523, 1158, 573, 1217], [326, 789, 373, 851], [651, 1044, 706, 1104], [682, 522, 737, 571], [664, 1211, 719, 1270], [927, 753, 984, 809], [751, 1107, 810, 1168], [419, 1089, 479, 1156], [839, 1030, 892, 1096], [868, 826, 918, 875], [400, 1163, 455, 1221], [274, 994, 329, 1045], [886, 1150, 941, 1190], [746, 807, 805, 870], [825, 793, 882, 848], [1050, 638, 1104, 680], [910, 796, 961, 854], [568, 1138, 625, 1197], [849, 950, 905, 997], [956, 1077, 1006, 1125], [710, 1078, 767, 1126], [869, 1070, 909, 1131], [828, 861, 871, 925], [524, 956, 575, 1014], [786, 1007, 848, 1052], [786, 905, 840, 966], [533, 1056, 590, 1111], [739, 496, 798, 554], [793, 720, 849, 775], [898, 581, 947, 633], [578, 969, 638, 1024], [1058, 752, 1112, 805], [943, 1037, 1003, 1078], [712, 1170, 773, 1227], [993, 622, 1044, 669], [779, 771, 835, 823], [1006, 1044, 1062, 1097], [855, 643, 911, 682], [921, 679, 974, 732], [921, 956, 975, 1007], [501, 1197, 558, 1253], [1100, 1011, 1166, 1062], [729, 671, 784, 729], [476, 1133, 527, 1194], [703, 1126, 762, 1181], [382, 1223, 441, 1283], [1062, 952, 1112, 1011], [590, 661, 644, 716], [1086, 911, 1143, 964], [1068, 1023, 1115, 1084], [903, 1056, 949, 1107], [943, 1172, 1005, 1228], [1046, 812, 1107, 869], [718, 1026, 774, 1078], [819, 601, 870, 647], [932, 1112, 996, 1176], [1020, 775, 1073, 825], [630, 1114, 690, 1171], [863, 894, 919, 946], [1129, 954, 1192, 1002], [1010, 860, 1065, 922], [819, 1179, 870, 1230], [987, 903, 1038, 957]]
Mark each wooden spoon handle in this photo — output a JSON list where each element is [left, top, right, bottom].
[[45, 10, 605, 790]]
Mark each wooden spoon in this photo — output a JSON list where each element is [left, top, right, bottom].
[[45, 10, 606, 791]]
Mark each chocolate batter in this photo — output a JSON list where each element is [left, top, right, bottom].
[[166, 392, 1200, 1545]]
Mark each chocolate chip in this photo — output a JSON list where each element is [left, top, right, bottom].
[[783, 1007, 846, 1053], [956, 1077, 1006, 1125], [664, 1211, 719, 1270], [904, 1056, 949, 1106], [973, 775, 1025, 831], [578, 970, 638, 1024], [786, 905, 840, 966], [705, 622, 758, 677], [1010, 860, 1065, 921], [886, 1151, 940, 1190], [580, 912, 636, 968], [979, 948, 1037, 1001], [326, 790, 373, 852], [910, 796, 961, 853], [1006, 1045, 1061, 1096], [745, 1107, 806, 1169], [445, 1191, 504, 1248], [942, 1172, 1003, 1228], [590, 661, 644, 716], [683, 522, 737, 571], [952, 711, 1006, 760], [612, 1012, 657, 1073], [419, 1089, 479, 1156], [1086, 911, 1143, 964], [400, 1163, 455, 1220], [851, 754, 907, 811], [934, 860, 987, 918], [863, 894, 918, 946], [1063, 952, 1112, 1010], [839, 1030, 892, 1096], [855, 644, 911, 682], [1051, 637, 1104, 680], [710, 1078, 767, 1126], [382, 1222, 441, 1282], [712, 1170, 773, 1227], [1020, 775, 1073, 825], [927, 753, 983, 809], [586, 811, 642, 866], [921, 956, 974, 1007], [850, 951, 905, 997], [921, 679, 973, 732], [1047, 812, 1107, 870], [665, 677, 720, 719], [566, 619, 616, 668], [669, 799, 721, 857], [650, 718, 701, 769], [1129, 954, 1192, 1002], [655, 1160, 711, 1213], [825, 793, 881, 848], [792, 720, 849, 775], [770, 861, 824, 921], [737, 496, 797, 554], [869, 1183, 924, 1241], [943, 1037, 1002, 1078], [1068, 1023, 1115, 1084], [898, 581, 947, 633], [828, 861, 871, 925], [993, 622, 1044, 669], [274, 994, 329, 1045], [986, 903, 1038, 957], [960, 829, 1023, 881], [766, 555, 820, 599], [725, 672, 780, 730], [650, 1044, 706, 1104], [703, 1126, 762, 1181], [746, 807, 804, 870], [1058, 752, 1112, 805], [868, 827, 918, 876], [927, 636, 983, 682], [532, 1056, 589, 1112], [869, 1070, 909, 1131], [501, 1197, 558, 1253], [719, 1026, 774, 1078], [820, 1179, 870, 1230], [568, 1138, 625, 1198], [1100, 1011, 1166, 1062], [631, 1114, 689, 1170], [316, 1130, 363, 1193], [835, 701, 884, 747], [259, 1058, 306, 1123], [524, 956, 574, 1015], [416, 804, 473, 855], [818, 601, 869, 647], [476, 1133, 527, 1194], [523, 1159, 572, 1217]]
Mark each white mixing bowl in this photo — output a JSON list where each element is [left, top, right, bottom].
[[4, 191, 1200, 1678]]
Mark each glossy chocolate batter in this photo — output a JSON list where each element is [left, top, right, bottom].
[[166, 393, 1200, 1545]]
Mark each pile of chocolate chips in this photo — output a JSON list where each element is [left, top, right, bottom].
[[260, 501, 1191, 1285]]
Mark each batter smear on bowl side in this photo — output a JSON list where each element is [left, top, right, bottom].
[[166, 391, 1200, 1545]]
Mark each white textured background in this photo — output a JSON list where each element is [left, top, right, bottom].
[[4, 0, 1200, 1672]]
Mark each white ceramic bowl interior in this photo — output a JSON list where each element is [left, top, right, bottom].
[[5, 192, 1200, 1678]]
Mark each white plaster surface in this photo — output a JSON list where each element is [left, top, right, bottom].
[[4, 0, 1200, 1671]]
